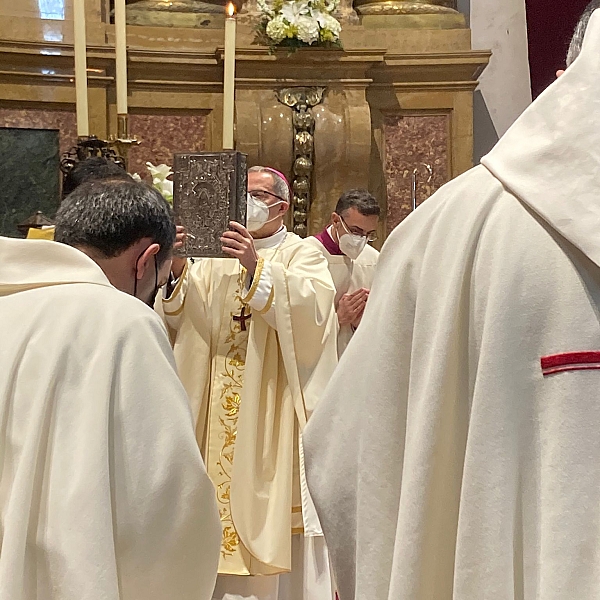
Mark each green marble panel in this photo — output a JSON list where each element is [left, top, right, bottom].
[[0, 128, 60, 238]]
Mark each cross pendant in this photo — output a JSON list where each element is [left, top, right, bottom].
[[233, 306, 252, 332]]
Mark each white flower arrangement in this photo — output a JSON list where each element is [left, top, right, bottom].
[[256, 0, 342, 50], [145, 161, 174, 205]]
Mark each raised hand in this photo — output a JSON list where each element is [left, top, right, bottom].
[[171, 225, 188, 279], [221, 221, 259, 276]]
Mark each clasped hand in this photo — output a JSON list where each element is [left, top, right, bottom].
[[337, 288, 370, 328], [221, 221, 259, 276]]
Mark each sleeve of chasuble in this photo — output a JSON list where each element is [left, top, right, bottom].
[[242, 259, 277, 329], [270, 243, 339, 421], [157, 259, 191, 332], [110, 310, 220, 600]]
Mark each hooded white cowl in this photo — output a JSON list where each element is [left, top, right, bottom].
[[305, 10, 600, 600]]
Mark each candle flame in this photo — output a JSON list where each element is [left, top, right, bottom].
[[226, 2, 236, 17]]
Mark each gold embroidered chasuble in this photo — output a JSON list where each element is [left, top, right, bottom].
[[159, 232, 338, 576]]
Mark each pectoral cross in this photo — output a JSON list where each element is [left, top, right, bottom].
[[233, 306, 252, 331]]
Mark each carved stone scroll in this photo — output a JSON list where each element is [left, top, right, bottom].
[[276, 87, 325, 238], [354, 0, 458, 15], [173, 151, 247, 257]]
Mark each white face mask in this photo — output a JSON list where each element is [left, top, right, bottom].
[[338, 219, 368, 259], [339, 233, 367, 260], [246, 193, 285, 232]]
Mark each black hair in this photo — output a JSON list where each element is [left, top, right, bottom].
[[62, 157, 132, 198], [335, 189, 381, 217], [55, 179, 176, 266]]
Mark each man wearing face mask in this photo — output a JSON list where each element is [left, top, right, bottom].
[[160, 166, 339, 600], [0, 179, 222, 600], [305, 189, 380, 356]]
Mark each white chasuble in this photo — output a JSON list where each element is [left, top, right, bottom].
[[160, 229, 338, 583], [305, 12, 600, 600], [0, 237, 221, 600]]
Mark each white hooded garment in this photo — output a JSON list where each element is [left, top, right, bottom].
[[304, 10, 600, 600], [0, 237, 221, 600]]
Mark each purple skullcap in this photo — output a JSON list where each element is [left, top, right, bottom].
[[263, 167, 293, 203]]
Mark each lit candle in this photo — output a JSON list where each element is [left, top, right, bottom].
[[222, 2, 237, 150], [73, 0, 89, 137], [114, 0, 128, 116]]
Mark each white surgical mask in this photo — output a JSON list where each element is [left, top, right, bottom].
[[338, 218, 368, 259], [246, 193, 285, 232], [339, 233, 367, 260]]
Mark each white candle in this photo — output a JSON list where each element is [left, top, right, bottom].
[[114, 0, 128, 116], [222, 2, 237, 150], [73, 0, 89, 136]]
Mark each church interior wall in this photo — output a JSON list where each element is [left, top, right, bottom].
[[381, 112, 450, 235], [0, 125, 62, 235], [127, 111, 208, 181], [0, 105, 77, 158], [0, 0, 490, 240]]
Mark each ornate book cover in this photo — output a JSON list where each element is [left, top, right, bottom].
[[173, 151, 247, 258]]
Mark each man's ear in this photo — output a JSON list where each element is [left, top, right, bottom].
[[279, 201, 290, 216], [136, 243, 160, 280]]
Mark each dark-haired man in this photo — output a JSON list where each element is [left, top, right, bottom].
[[0, 179, 220, 600], [55, 178, 172, 306], [62, 155, 132, 198], [305, 189, 380, 355]]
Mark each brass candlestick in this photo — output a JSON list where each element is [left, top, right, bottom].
[[108, 114, 140, 169]]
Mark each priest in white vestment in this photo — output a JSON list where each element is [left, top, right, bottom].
[[159, 166, 338, 600], [305, 8, 600, 600], [304, 189, 380, 355], [0, 179, 221, 600]]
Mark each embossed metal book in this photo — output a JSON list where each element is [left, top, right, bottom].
[[173, 151, 247, 258]]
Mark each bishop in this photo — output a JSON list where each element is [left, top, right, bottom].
[[159, 165, 338, 600]]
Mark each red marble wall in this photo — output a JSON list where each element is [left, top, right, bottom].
[[128, 112, 207, 181], [0, 107, 77, 156], [383, 113, 450, 235]]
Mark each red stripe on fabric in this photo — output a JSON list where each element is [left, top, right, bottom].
[[543, 364, 600, 377], [541, 352, 600, 370]]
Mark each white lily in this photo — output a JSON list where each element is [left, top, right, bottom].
[[310, 8, 330, 27], [130, 172, 142, 182], [146, 161, 173, 182], [160, 180, 174, 198], [281, 0, 310, 24]]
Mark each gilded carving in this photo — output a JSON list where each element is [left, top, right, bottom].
[[126, 0, 224, 14], [354, 0, 458, 16], [276, 87, 325, 237]]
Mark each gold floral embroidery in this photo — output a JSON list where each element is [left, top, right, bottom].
[[223, 393, 241, 417], [229, 353, 245, 368], [216, 276, 248, 560], [222, 526, 240, 555]]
